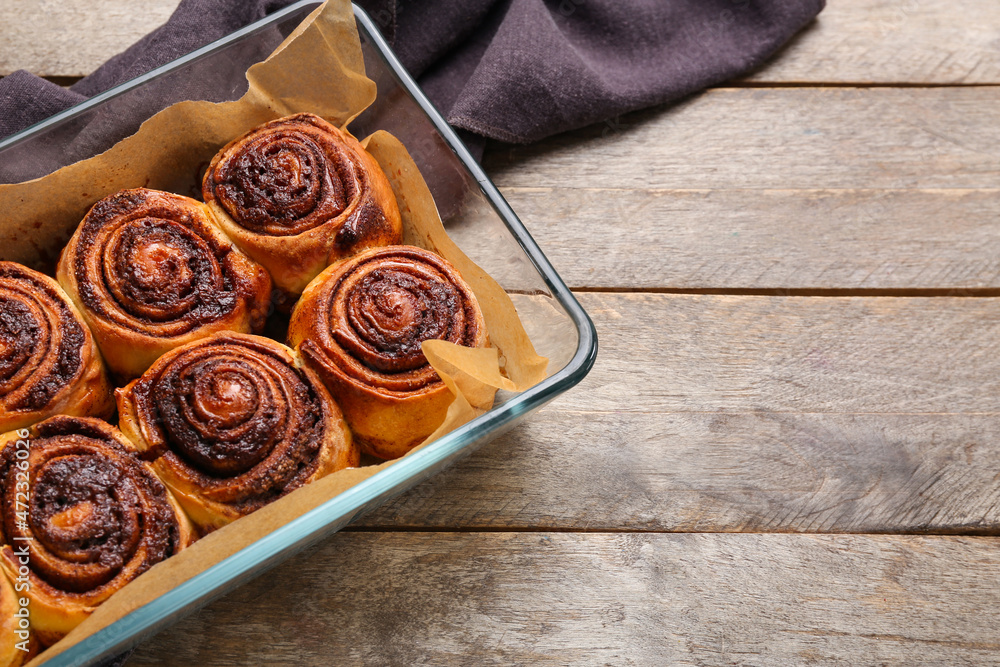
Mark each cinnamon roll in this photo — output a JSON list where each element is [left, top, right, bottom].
[[116, 332, 357, 534], [202, 113, 402, 296], [288, 245, 489, 460], [0, 417, 196, 646], [56, 188, 273, 381], [0, 262, 114, 432]]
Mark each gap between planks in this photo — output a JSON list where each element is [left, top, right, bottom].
[[341, 525, 1000, 536], [569, 287, 1000, 297], [358, 294, 1000, 535], [128, 531, 1000, 665]]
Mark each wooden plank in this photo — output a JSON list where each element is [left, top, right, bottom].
[[745, 0, 1000, 84], [502, 187, 1000, 290], [0, 0, 179, 78], [2, 0, 998, 84], [554, 293, 1000, 415], [483, 88, 1000, 191], [353, 293, 1000, 533], [358, 409, 1000, 533], [128, 533, 1000, 665], [484, 87, 1000, 291]]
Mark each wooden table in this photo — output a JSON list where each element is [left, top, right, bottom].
[[4, 1, 1000, 664]]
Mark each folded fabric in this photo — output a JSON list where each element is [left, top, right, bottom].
[[0, 0, 823, 145]]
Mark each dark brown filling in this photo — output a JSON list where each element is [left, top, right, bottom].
[[210, 126, 361, 237], [73, 191, 240, 327], [30, 455, 135, 592], [0, 297, 39, 385], [336, 268, 462, 373], [37, 313, 85, 410], [0, 418, 179, 594], [141, 340, 325, 492], [324, 249, 481, 387], [105, 218, 232, 321], [0, 264, 86, 410]]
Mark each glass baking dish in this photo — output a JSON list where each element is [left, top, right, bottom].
[[0, 3, 597, 665]]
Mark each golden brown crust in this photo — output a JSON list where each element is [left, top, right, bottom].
[[288, 245, 489, 459], [0, 417, 195, 646], [0, 567, 36, 667], [116, 332, 357, 534], [55, 188, 273, 381], [0, 262, 114, 433], [202, 113, 402, 296]]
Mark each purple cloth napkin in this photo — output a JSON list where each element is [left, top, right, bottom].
[[0, 0, 823, 144]]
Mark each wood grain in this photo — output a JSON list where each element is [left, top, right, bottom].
[[0, 0, 179, 77], [128, 532, 1000, 665], [358, 409, 1000, 534], [558, 293, 1000, 415], [484, 88, 1000, 191], [502, 187, 1000, 290], [744, 0, 1000, 84], [3, 0, 998, 84], [483, 87, 1000, 291], [6, 3, 1000, 664], [354, 293, 1000, 533]]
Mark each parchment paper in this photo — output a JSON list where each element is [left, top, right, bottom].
[[6, 1, 548, 663]]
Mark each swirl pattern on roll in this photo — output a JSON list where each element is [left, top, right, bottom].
[[288, 245, 489, 459], [202, 113, 402, 295], [0, 263, 114, 432], [56, 188, 272, 380], [116, 332, 356, 533], [0, 417, 194, 645]]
